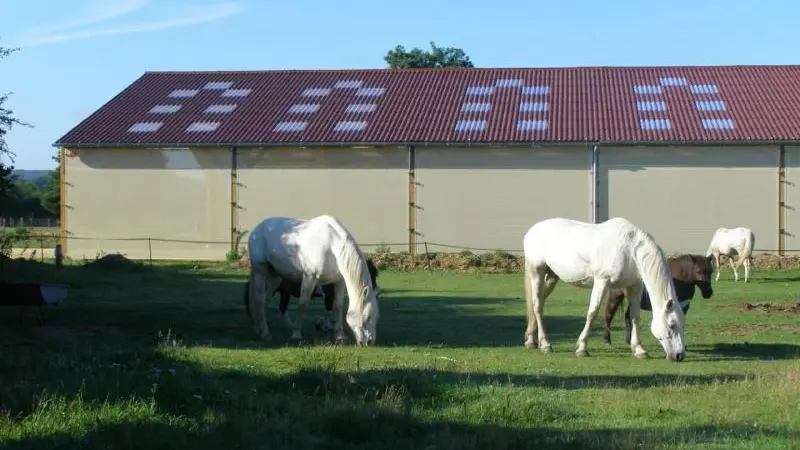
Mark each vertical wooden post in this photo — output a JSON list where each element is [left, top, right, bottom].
[[590, 145, 599, 223], [408, 145, 416, 255], [230, 147, 239, 254], [778, 145, 786, 257], [59, 147, 67, 256]]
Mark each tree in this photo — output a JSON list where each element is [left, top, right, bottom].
[[0, 41, 32, 208], [40, 151, 60, 215], [384, 41, 474, 69]]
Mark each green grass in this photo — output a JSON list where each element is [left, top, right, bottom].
[[0, 227, 59, 249], [0, 259, 798, 449]]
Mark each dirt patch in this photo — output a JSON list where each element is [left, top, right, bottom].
[[723, 323, 800, 337], [83, 253, 150, 272], [31, 325, 125, 345], [732, 302, 800, 314]]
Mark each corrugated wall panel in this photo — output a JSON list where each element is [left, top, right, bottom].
[[64, 147, 230, 260], [415, 146, 592, 253], [237, 147, 407, 252], [599, 146, 778, 255]]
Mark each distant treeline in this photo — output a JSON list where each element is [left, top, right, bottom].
[[0, 162, 59, 219]]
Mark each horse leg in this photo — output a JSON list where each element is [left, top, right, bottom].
[[575, 278, 609, 357], [728, 255, 739, 282], [744, 256, 751, 283], [290, 275, 318, 342], [524, 263, 554, 353], [249, 264, 279, 340], [603, 290, 624, 346], [624, 301, 632, 345], [332, 281, 347, 344], [279, 292, 293, 329], [713, 252, 721, 281], [626, 283, 648, 359]]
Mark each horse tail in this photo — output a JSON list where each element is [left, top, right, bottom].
[[736, 230, 755, 267]]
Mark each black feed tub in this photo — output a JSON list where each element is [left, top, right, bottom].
[[0, 283, 68, 322]]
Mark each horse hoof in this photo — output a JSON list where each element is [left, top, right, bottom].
[[540, 345, 552, 354], [524, 339, 538, 349], [575, 349, 589, 358], [602, 339, 612, 347], [334, 336, 346, 346], [634, 351, 649, 359]]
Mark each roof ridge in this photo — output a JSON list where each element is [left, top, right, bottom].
[[141, 64, 800, 76]]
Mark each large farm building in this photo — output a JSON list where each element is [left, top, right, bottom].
[[54, 65, 800, 261]]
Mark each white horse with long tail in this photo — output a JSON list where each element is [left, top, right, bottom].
[[245, 215, 379, 346], [706, 227, 755, 283], [522, 217, 687, 362]]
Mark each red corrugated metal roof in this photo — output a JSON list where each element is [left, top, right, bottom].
[[53, 65, 800, 146]]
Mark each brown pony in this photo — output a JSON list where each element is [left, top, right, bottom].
[[244, 258, 380, 330], [602, 254, 714, 346]]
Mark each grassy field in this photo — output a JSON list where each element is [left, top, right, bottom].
[[0, 259, 798, 449]]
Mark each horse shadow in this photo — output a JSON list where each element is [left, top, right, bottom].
[[693, 342, 800, 361], [753, 276, 800, 283]]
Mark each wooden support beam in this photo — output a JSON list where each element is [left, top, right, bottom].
[[230, 147, 239, 254], [59, 147, 67, 255], [779, 145, 786, 257], [408, 145, 416, 255]]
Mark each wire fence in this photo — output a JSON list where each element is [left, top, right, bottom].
[[0, 216, 59, 228], [1, 232, 798, 265]]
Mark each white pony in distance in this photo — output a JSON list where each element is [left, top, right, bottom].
[[246, 215, 379, 346], [522, 217, 687, 362], [706, 227, 755, 283]]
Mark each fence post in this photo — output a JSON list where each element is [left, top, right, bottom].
[[148, 238, 153, 265], [39, 237, 44, 262]]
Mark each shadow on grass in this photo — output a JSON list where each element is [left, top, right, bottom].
[[694, 342, 800, 361], [0, 346, 786, 449], [0, 256, 593, 350]]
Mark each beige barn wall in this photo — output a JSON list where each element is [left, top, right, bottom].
[[237, 147, 408, 252], [414, 146, 592, 253], [598, 145, 779, 255], [64, 147, 231, 260], [785, 146, 800, 254]]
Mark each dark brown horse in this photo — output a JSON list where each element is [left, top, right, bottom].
[[602, 254, 714, 346], [244, 258, 380, 330]]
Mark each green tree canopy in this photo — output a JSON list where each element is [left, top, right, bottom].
[[40, 151, 60, 215], [384, 41, 474, 69], [0, 41, 32, 206]]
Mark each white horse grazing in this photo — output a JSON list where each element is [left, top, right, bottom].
[[246, 215, 379, 346], [522, 217, 687, 362], [706, 227, 755, 283]]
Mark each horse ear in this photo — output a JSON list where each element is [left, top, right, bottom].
[[706, 255, 714, 264], [665, 299, 674, 311], [361, 285, 369, 300]]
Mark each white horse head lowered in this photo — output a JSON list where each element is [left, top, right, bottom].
[[522, 217, 687, 362], [245, 214, 379, 346]]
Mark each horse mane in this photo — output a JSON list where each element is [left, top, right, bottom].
[[318, 216, 375, 313], [627, 226, 677, 315]]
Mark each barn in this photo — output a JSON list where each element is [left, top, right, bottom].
[[53, 65, 800, 261]]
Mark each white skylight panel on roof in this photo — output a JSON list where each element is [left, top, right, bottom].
[[186, 121, 220, 132], [149, 104, 182, 114], [333, 121, 367, 132], [204, 104, 237, 114], [128, 122, 163, 133]]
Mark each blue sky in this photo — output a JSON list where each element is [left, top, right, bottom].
[[1, 0, 797, 169]]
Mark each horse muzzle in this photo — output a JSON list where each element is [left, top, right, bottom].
[[667, 350, 686, 362]]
